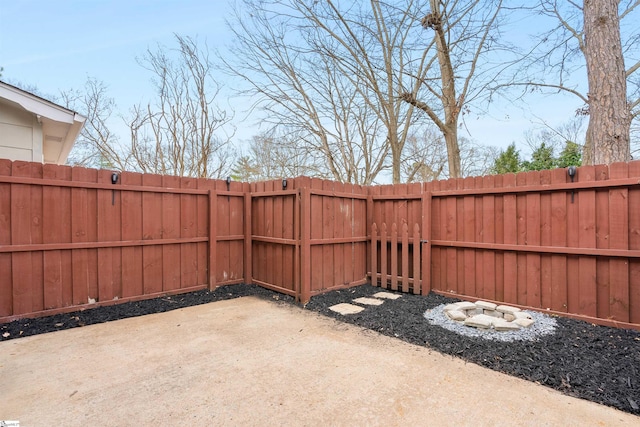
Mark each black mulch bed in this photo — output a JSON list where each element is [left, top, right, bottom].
[[2, 283, 639, 416]]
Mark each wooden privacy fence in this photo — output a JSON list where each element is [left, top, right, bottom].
[[368, 163, 640, 330], [0, 160, 248, 321], [2, 158, 640, 330]]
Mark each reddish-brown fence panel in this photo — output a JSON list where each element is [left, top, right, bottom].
[[249, 179, 300, 298], [305, 178, 368, 298], [428, 162, 640, 329], [368, 183, 425, 294], [0, 160, 213, 321]]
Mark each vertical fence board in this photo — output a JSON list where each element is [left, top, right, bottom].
[[11, 162, 35, 315], [42, 164, 70, 309], [179, 177, 198, 289], [493, 175, 505, 302], [142, 174, 163, 295], [121, 171, 143, 298], [0, 159, 12, 316], [539, 170, 552, 310], [628, 162, 640, 323], [380, 223, 388, 289], [422, 189, 431, 296], [502, 174, 517, 305], [550, 168, 568, 312], [401, 223, 409, 292], [482, 175, 496, 301], [390, 223, 398, 291], [609, 162, 630, 321], [595, 165, 611, 319], [161, 175, 181, 291], [525, 171, 542, 308], [283, 191, 294, 290], [515, 173, 528, 306], [445, 179, 458, 293], [578, 166, 597, 317], [274, 187, 285, 289], [371, 223, 378, 286], [97, 171, 116, 301], [463, 178, 475, 297]]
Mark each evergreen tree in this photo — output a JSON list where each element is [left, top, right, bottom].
[[490, 143, 521, 174]]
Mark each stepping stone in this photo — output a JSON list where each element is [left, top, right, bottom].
[[372, 292, 402, 300], [353, 297, 384, 306], [329, 303, 365, 315]]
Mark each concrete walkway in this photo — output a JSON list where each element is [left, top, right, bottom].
[[1, 297, 637, 426]]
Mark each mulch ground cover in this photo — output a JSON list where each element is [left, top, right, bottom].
[[2, 283, 639, 415]]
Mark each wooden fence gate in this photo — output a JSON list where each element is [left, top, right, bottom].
[[370, 222, 428, 295]]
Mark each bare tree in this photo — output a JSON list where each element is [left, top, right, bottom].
[[234, 130, 322, 182], [129, 34, 235, 178], [223, 0, 434, 183], [401, 0, 506, 178], [62, 78, 130, 169], [402, 127, 447, 182]]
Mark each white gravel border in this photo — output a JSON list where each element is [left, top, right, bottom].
[[424, 304, 558, 342]]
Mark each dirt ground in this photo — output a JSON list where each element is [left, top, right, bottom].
[[1, 297, 638, 426]]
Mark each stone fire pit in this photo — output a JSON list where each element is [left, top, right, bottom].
[[443, 301, 534, 331]]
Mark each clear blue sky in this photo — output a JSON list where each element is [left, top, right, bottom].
[[0, 0, 585, 156]]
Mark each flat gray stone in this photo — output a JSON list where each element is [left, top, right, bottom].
[[475, 301, 497, 311], [353, 297, 384, 306], [484, 309, 503, 318], [372, 292, 402, 300], [443, 303, 461, 312], [445, 310, 467, 322], [464, 315, 493, 329], [496, 305, 521, 315], [493, 319, 521, 331], [515, 318, 535, 328], [456, 301, 477, 311], [514, 311, 533, 320], [329, 303, 365, 315], [503, 313, 516, 322]]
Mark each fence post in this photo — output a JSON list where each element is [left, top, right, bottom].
[[244, 188, 252, 285], [401, 223, 409, 293], [421, 191, 431, 295], [381, 223, 387, 289], [413, 223, 420, 295], [300, 185, 312, 303], [371, 223, 378, 286], [390, 223, 398, 291], [209, 190, 217, 290]]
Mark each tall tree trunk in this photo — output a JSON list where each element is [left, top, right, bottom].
[[583, 0, 631, 165], [428, 0, 462, 178], [443, 123, 461, 177]]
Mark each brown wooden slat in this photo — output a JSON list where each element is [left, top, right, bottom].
[[142, 173, 163, 295], [162, 175, 181, 292], [121, 171, 144, 298], [578, 166, 597, 317], [609, 162, 630, 322], [525, 171, 542, 308], [0, 159, 12, 316], [550, 168, 568, 313]]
